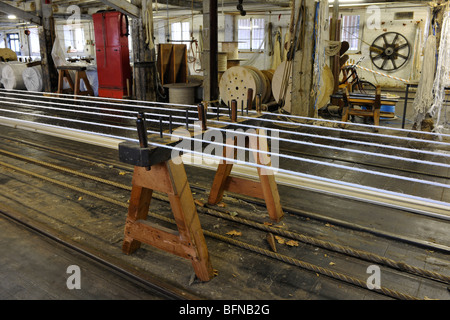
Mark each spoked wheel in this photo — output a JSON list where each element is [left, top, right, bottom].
[[369, 32, 410, 71]]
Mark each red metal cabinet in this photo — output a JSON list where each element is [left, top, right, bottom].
[[93, 11, 132, 99]]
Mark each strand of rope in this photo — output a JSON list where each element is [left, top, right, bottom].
[[3, 98, 450, 194], [412, 35, 436, 130], [143, 0, 155, 50], [210, 114, 450, 147], [429, 10, 450, 135], [324, 40, 341, 56], [2, 90, 450, 158], [354, 64, 410, 83], [2, 95, 450, 168], [199, 205, 450, 284], [1, 93, 448, 161], [4, 100, 450, 178], [1, 88, 450, 145]]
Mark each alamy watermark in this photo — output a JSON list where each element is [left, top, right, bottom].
[[366, 265, 381, 290], [66, 265, 81, 290], [170, 122, 280, 175]]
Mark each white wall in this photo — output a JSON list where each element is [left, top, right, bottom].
[[340, 4, 430, 89]]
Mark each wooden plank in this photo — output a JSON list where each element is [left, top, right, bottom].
[[251, 130, 284, 222], [0, 1, 41, 25], [97, 0, 140, 18], [132, 164, 174, 195], [225, 176, 264, 199], [126, 220, 195, 259], [208, 162, 234, 205], [166, 160, 214, 281], [122, 186, 153, 254]]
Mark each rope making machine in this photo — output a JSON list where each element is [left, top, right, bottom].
[[0, 85, 449, 282]]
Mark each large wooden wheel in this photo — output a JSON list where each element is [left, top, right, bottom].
[[369, 32, 410, 71]]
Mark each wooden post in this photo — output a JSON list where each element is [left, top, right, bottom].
[[123, 160, 214, 282], [37, 0, 57, 92], [131, 0, 156, 101], [202, 0, 219, 104], [231, 99, 237, 122], [373, 86, 381, 131]]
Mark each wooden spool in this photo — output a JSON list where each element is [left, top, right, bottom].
[[219, 66, 271, 106], [221, 41, 239, 59], [164, 82, 200, 105], [272, 61, 292, 113], [218, 52, 228, 72], [261, 69, 274, 102], [246, 66, 269, 104], [227, 58, 246, 69]]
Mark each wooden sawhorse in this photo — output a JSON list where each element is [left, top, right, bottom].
[[118, 119, 214, 281], [207, 100, 284, 222], [57, 65, 94, 96]]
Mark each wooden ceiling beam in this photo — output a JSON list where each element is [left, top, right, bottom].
[[96, 0, 140, 18], [0, 1, 42, 25]]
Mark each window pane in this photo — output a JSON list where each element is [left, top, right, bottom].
[[252, 18, 265, 50], [8, 33, 20, 54], [341, 15, 360, 51], [238, 19, 251, 50], [171, 22, 190, 49], [171, 22, 181, 41]]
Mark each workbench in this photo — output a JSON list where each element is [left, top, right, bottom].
[[332, 92, 398, 115]]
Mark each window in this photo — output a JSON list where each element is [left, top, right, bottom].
[[7, 33, 20, 54], [63, 24, 85, 53], [341, 15, 360, 51], [238, 18, 265, 51], [171, 21, 190, 49]]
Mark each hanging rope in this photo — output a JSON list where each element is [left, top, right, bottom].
[[412, 35, 436, 130], [324, 40, 341, 56], [429, 9, 450, 135], [143, 0, 154, 50]]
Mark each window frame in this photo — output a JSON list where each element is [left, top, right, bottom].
[[7, 33, 20, 54], [340, 14, 362, 53], [62, 23, 85, 53], [170, 21, 191, 49], [237, 17, 265, 52]]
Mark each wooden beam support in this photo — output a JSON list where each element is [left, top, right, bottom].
[[131, 0, 157, 101], [202, 0, 219, 104], [0, 1, 41, 25], [37, 0, 58, 93], [97, 0, 140, 18]]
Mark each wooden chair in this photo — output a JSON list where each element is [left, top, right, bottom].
[[341, 86, 382, 132], [57, 65, 94, 96]]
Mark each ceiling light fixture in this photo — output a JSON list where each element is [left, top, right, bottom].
[[8, 15, 17, 19]]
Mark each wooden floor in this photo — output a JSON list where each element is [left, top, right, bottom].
[[0, 215, 166, 300]]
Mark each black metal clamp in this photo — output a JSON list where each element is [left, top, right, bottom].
[[118, 112, 173, 169]]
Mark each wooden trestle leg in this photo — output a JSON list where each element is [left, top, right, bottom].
[[122, 159, 214, 282], [208, 129, 284, 222]]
